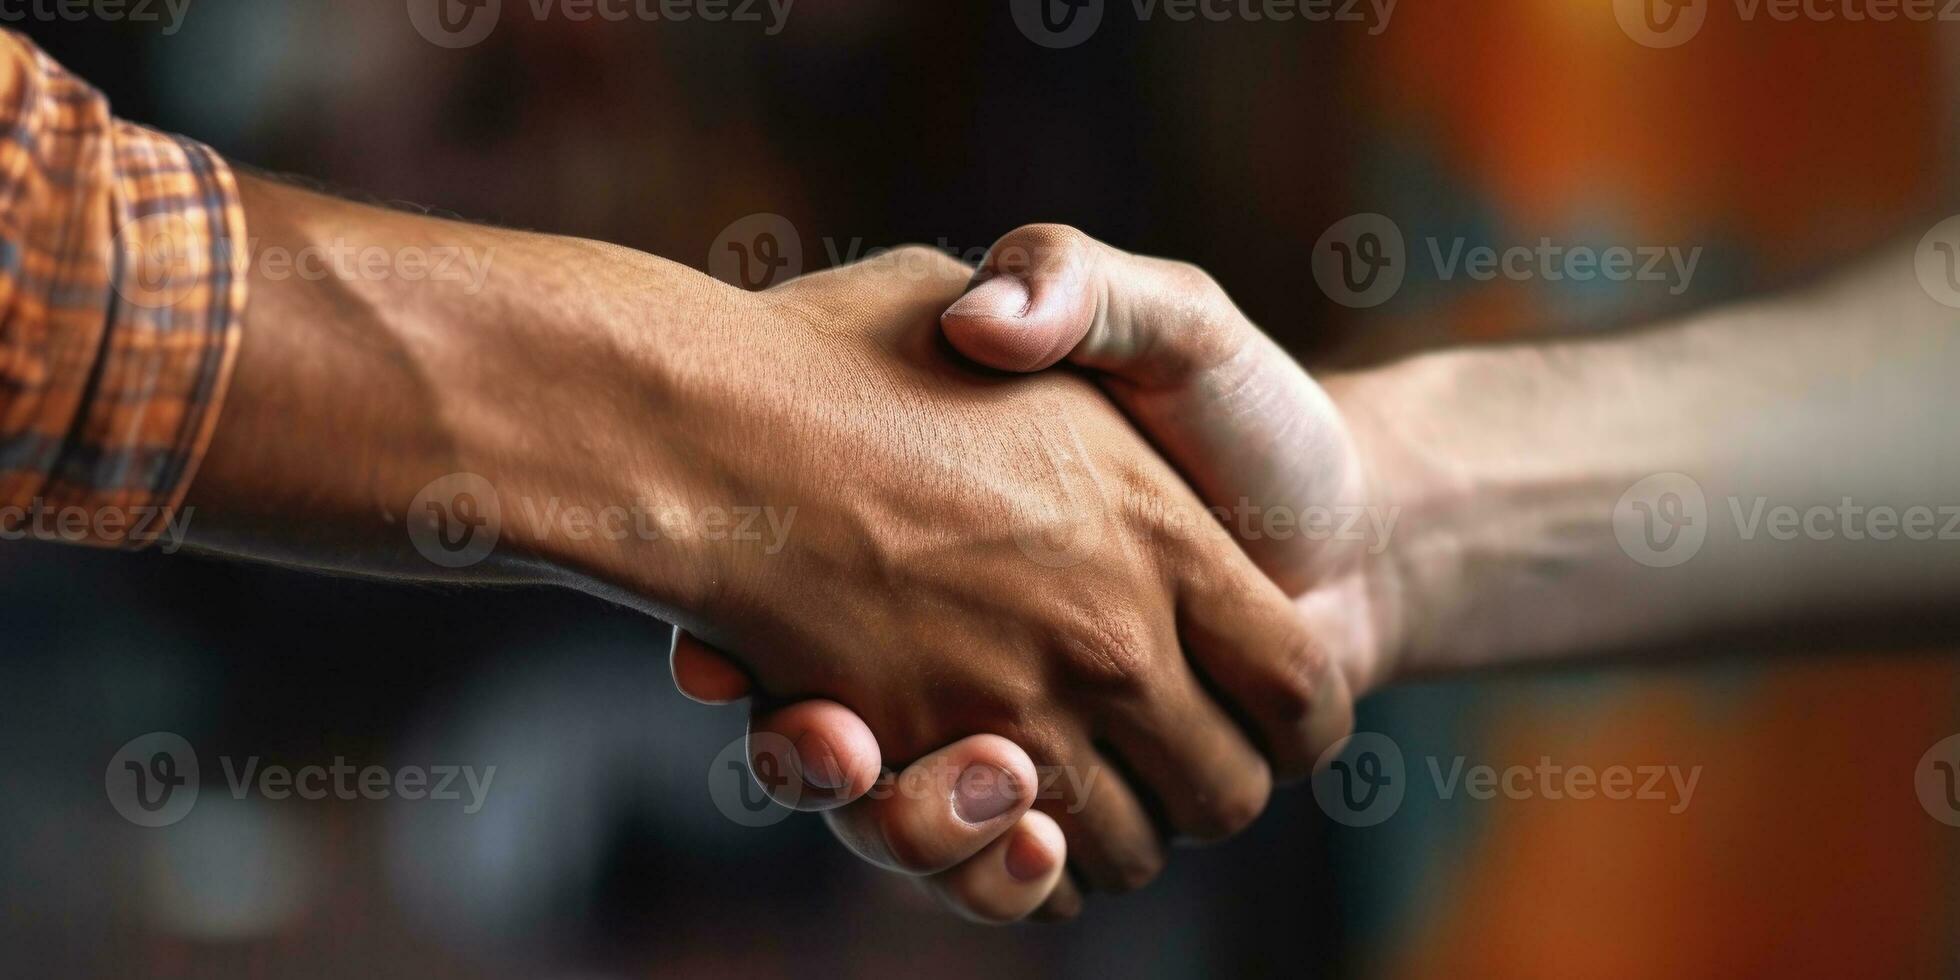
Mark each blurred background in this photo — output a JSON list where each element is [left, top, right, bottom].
[[5, 2, 1959, 977]]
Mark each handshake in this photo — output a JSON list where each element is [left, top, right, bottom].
[[181, 173, 1960, 928], [660, 223, 1393, 923], [195, 174, 1403, 924], [13, 26, 1957, 945]]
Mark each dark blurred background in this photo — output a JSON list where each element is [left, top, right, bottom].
[[4, 2, 1958, 977]]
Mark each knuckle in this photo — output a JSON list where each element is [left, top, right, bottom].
[[1055, 606, 1156, 694], [1162, 264, 1246, 372], [1261, 630, 1330, 726], [1014, 222, 1090, 244], [1258, 632, 1342, 783], [1182, 763, 1272, 842], [1163, 259, 1225, 301], [1115, 256, 1249, 387], [1123, 481, 1211, 555], [1264, 668, 1317, 728], [993, 713, 1067, 764], [1173, 547, 1247, 600], [992, 223, 1097, 281]]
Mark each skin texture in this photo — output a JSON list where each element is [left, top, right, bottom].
[[679, 225, 1960, 923], [176, 176, 1960, 925], [676, 224, 1388, 919], [181, 180, 1344, 900]]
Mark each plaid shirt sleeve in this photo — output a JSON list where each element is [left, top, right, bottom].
[[0, 30, 246, 549]]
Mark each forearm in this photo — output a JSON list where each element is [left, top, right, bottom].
[[1340, 245, 1960, 680], [182, 174, 720, 613]]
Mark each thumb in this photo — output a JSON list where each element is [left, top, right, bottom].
[[942, 225, 1360, 593], [941, 223, 1248, 385]]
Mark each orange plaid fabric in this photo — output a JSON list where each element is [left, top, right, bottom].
[[0, 30, 245, 549]]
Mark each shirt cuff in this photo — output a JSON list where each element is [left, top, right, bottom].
[[34, 122, 248, 549]]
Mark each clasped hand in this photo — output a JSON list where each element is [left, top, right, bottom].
[[644, 227, 1392, 922]]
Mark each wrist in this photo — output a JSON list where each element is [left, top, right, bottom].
[[1327, 340, 1656, 684], [1320, 353, 1478, 692], [191, 174, 737, 610], [473, 239, 749, 618]]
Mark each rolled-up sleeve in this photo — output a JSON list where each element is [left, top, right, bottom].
[[0, 30, 246, 549]]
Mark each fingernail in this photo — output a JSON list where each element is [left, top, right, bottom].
[[954, 764, 1017, 824], [945, 275, 1031, 321], [1004, 829, 1053, 882], [794, 732, 845, 790]]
